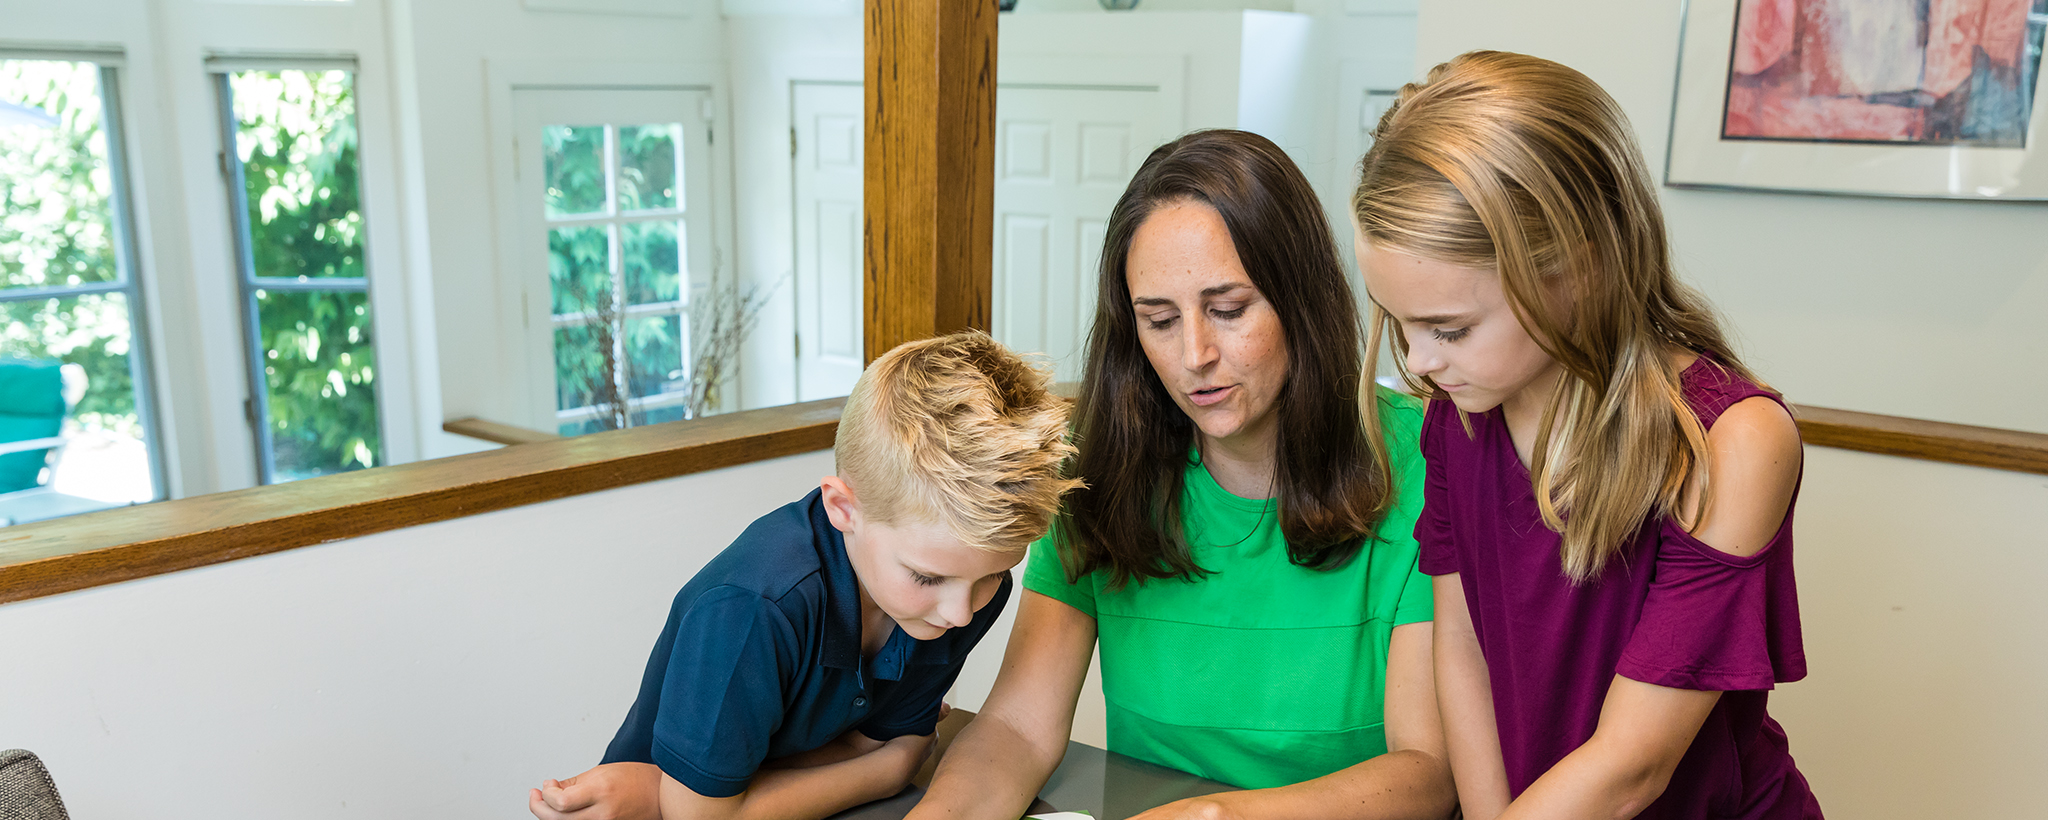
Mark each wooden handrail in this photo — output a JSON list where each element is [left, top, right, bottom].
[[443, 416, 564, 446], [0, 398, 845, 606], [1792, 404, 2048, 476], [3, 394, 2041, 608]]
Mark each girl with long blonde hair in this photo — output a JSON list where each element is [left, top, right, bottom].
[[1352, 51, 1822, 820]]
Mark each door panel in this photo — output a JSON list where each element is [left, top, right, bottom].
[[993, 85, 1175, 382], [791, 81, 864, 402]]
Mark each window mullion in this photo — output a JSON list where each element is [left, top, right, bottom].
[[216, 72, 280, 486], [606, 125, 630, 426], [96, 63, 169, 500]]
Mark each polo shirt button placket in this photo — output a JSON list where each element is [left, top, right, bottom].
[[853, 695, 867, 707]]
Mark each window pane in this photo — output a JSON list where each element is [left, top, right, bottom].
[[230, 70, 363, 280], [548, 224, 610, 315], [0, 293, 153, 503], [625, 313, 684, 399], [553, 322, 607, 412], [544, 125, 607, 218], [617, 123, 680, 212], [255, 288, 379, 481], [1, 60, 119, 290], [622, 220, 681, 305]]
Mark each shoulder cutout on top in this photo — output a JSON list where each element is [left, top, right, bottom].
[[1686, 395, 1802, 558]]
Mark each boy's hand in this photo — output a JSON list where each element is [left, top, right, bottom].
[[528, 762, 662, 820]]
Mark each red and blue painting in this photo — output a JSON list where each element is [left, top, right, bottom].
[[1723, 0, 2048, 146]]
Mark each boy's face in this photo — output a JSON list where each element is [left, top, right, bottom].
[[821, 478, 1022, 641]]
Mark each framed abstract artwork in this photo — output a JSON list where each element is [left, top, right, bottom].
[[1667, 0, 2048, 199]]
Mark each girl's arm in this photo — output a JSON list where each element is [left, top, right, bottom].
[[1433, 574, 1512, 820], [1494, 678, 1717, 820], [905, 589, 1099, 820], [1126, 621, 1458, 820], [1499, 396, 1804, 820]]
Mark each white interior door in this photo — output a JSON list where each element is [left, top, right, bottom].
[[993, 84, 1177, 382], [791, 81, 864, 402], [510, 87, 714, 432]]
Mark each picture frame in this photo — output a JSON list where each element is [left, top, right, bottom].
[[1666, 0, 2048, 200]]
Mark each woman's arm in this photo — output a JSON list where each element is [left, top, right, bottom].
[[1434, 574, 1511, 820], [905, 590, 1099, 820], [1127, 621, 1457, 820]]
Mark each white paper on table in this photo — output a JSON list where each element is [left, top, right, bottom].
[[1024, 813, 1093, 820]]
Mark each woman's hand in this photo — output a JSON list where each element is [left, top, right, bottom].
[[904, 590, 1099, 820]]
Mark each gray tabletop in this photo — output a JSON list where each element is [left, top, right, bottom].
[[831, 712, 1234, 820]]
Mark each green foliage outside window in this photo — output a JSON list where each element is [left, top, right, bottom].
[[0, 60, 139, 437], [231, 70, 379, 480], [544, 123, 690, 431]]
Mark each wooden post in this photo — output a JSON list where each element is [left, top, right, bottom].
[[863, 0, 997, 363]]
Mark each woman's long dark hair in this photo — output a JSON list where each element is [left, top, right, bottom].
[[1056, 129, 1393, 590]]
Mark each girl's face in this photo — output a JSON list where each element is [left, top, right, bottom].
[[1126, 201, 1290, 451], [1355, 232, 1559, 415]]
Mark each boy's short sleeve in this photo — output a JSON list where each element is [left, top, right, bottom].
[[1022, 527, 1097, 618], [858, 574, 1015, 740], [649, 585, 802, 798]]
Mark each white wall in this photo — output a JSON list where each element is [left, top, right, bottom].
[[1779, 449, 2048, 818], [721, 14, 862, 412], [1412, 2, 2048, 815], [0, 449, 836, 820]]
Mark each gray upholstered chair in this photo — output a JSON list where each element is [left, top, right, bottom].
[[0, 750, 70, 820]]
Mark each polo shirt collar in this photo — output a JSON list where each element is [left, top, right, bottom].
[[807, 489, 966, 672], [809, 490, 866, 671]]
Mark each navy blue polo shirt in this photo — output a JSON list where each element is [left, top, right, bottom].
[[600, 488, 1012, 798]]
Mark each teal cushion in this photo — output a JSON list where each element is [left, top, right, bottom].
[[0, 360, 66, 493]]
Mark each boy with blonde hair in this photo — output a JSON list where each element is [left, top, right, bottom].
[[530, 331, 1078, 820]]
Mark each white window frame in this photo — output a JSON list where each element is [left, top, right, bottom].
[[535, 113, 702, 431], [484, 59, 736, 434], [0, 47, 170, 502], [208, 56, 393, 483]]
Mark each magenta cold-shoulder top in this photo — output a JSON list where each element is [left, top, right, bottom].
[[1417, 358, 1823, 820]]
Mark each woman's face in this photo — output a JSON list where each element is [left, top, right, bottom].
[[1126, 200, 1289, 452]]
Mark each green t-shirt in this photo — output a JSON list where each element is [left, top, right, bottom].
[[1023, 387, 1431, 790]]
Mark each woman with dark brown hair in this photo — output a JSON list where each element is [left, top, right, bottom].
[[908, 130, 1455, 820]]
